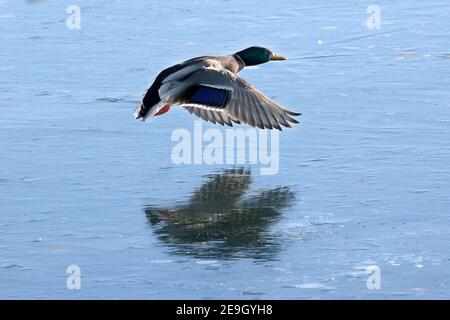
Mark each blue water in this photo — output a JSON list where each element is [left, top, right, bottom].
[[1, 0, 450, 299]]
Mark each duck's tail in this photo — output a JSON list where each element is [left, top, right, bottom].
[[135, 82, 163, 120], [134, 101, 166, 121], [134, 101, 147, 120]]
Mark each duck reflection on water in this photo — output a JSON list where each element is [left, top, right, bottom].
[[145, 168, 295, 260]]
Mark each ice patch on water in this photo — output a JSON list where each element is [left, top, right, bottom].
[[149, 259, 173, 264], [195, 260, 219, 265], [295, 283, 326, 289]]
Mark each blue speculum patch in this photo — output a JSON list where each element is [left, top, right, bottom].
[[190, 86, 229, 107]]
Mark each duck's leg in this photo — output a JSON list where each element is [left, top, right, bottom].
[[154, 104, 171, 116]]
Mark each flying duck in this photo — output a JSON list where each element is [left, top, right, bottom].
[[134, 46, 301, 130]]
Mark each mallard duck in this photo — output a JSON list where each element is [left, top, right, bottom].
[[134, 46, 300, 130]]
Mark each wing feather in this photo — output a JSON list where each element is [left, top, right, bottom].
[[174, 66, 300, 130]]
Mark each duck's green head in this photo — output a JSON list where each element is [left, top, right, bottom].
[[234, 46, 287, 66]]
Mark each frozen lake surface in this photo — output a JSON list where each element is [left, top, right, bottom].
[[1, 0, 450, 299]]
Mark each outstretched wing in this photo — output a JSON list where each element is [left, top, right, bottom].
[[175, 66, 301, 130], [189, 168, 251, 208]]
